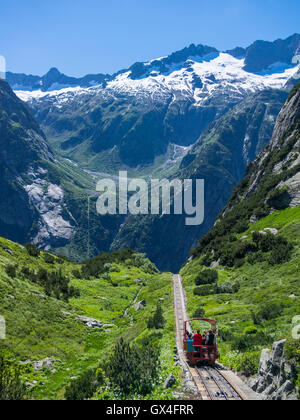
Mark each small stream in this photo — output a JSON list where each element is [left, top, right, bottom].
[[123, 286, 143, 320]]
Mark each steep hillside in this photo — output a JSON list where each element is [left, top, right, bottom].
[[111, 89, 288, 271], [0, 79, 53, 243], [0, 238, 176, 400], [0, 79, 126, 258], [181, 82, 300, 399]]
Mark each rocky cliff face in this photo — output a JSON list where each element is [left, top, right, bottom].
[[0, 79, 54, 243], [230, 83, 300, 213], [250, 340, 298, 400], [0, 79, 76, 248], [243, 33, 300, 73], [0, 79, 126, 257]]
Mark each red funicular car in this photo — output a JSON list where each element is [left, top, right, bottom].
[[183, 318, 220, 366]]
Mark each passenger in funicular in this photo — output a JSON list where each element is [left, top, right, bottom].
[[193, 330, 203, 351], [206, 330, 215, 346]]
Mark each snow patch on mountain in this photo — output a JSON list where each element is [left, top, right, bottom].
[[15, 53, 300, 110]]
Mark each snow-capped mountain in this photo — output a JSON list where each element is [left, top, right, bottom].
[[14, 44, 300, 168], [8, 33, 300, 92], [17, 51, 299, 104], [6, 67, 109, 92]]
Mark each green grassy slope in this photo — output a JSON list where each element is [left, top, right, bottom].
[[0, 237, 177, 400], [181, 207, 300, 373]]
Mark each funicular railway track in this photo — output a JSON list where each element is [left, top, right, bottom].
[[196, 366, 243, 401], [173, 274, 245, 401]]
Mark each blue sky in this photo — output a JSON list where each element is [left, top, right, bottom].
[[0, 0, 299, 77]]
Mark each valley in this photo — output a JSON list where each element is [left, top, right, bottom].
[[0, 30, 300, 401], [2, 34, 300, 270]]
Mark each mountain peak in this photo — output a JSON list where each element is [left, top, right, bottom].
[[243, 33, 300, 73], [128, 43, 219, 79], [46, 67, 61, 76]]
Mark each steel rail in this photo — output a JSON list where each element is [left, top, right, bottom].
[[213, 367, 244, 401]]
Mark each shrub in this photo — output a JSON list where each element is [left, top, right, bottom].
[[147, 304, 165, 330], [232, 281, 240, 293], [218, 328, 234, 342], [251, 310, 261, 325], [251, 232, 293, 265], [82, 249, 136, 277], [141, 261, 158, 274], [267, 186, 289, 209], [268, 241, 293, 265], [285, 338, 300, 363], [72, 270, 82, 279], [220, 248, 235, 267], [104, 263, 112, 271], [0, 356, 27, 400], [252, 232, 273, 252], [105, 338, 160, 397], [256, 302, 283, 321], [193, 307, 206, 318], [28, 267, 80, 301], [195, 269, 218, 286], [36, 268, 48, 284], [232, 334, 255, 352], [220, 240, 255, 267], [110, 265, 120, 273], [248, 251, 265, 265], [240, 353, 260, 376], [234, 258, 245, 268], [232, 331, 273, 352], [133, 254, 158, 273], [5, 264, 17, 278], [194, 284, 217, 296], [244, 326, 258, 335], [217, 281, 234, 294], [233, 220, 249, 234], [43, 253, 55, 264], [65, 368, 101, 400], [20, 266, 31, 277], [25, 243, 40, 257]]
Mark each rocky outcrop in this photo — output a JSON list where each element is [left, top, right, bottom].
[[24, 177, 74, 248], [133, 300, 146, 311], [33, 358, 55, 371], [250, 340, 298, 400], [76, 316, 103, 328], [173, 346, 198, 395], [163, 373, 177, 389]]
